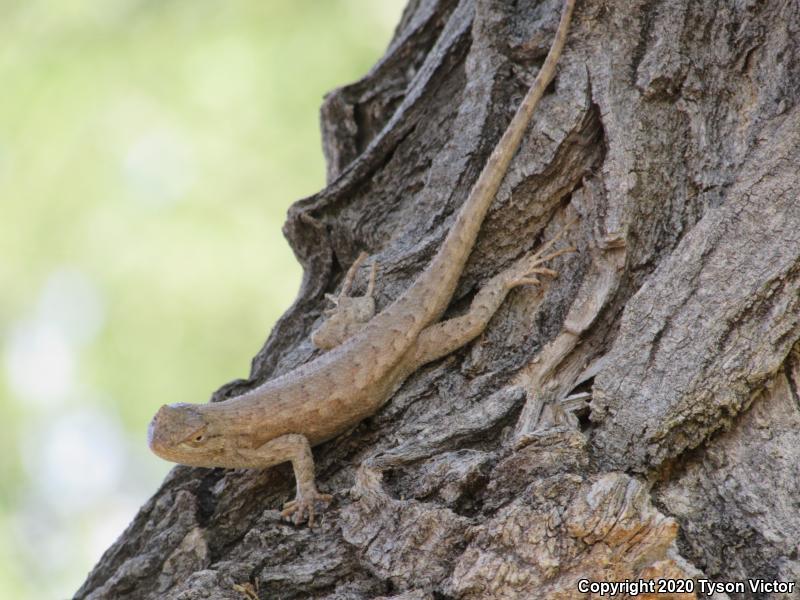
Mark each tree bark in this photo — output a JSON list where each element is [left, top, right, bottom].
[[77, 0, 800, 598]]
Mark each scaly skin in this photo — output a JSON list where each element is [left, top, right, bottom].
[[148, 0, 576, 527]]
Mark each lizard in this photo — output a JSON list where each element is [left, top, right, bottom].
[[147, 0, 577, 527]]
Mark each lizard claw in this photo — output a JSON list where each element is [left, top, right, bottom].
[[281, 491, 333, 527]]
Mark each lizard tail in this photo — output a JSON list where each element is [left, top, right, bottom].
[[403, 0, 577, 323]]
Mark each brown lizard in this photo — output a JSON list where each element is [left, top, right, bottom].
[[148, 0, 576, 526]]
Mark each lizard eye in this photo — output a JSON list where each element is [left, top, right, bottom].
[[182, 426, 208, 447]]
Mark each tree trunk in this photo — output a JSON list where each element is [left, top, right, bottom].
[[76, 0, 800, 598]]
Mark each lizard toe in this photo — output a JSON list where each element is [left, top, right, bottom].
[[281, 491, 333, 527]]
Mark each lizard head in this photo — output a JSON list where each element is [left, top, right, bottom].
[[147, 403, 224, 466]]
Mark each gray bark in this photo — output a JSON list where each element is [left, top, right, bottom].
[[77, 0, 800, 598]]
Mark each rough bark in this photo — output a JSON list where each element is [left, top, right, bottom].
[[77, 0, 800, 599]]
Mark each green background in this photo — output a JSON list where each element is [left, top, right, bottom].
[[0, 1, 403, 597]]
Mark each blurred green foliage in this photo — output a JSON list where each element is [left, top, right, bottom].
[[0, 1, 403, 597]]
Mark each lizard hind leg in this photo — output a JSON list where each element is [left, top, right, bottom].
[[412, 240, 573, 368], [311, 252, 378, 350]]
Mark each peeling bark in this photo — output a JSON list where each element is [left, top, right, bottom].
[[78, 0, 800, 599]]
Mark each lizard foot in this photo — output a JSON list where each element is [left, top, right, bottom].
[[281, 490, 333, 527], [505, 245, 575, 289]]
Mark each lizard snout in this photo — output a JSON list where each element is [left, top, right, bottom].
[[147, 405, 171, 456]]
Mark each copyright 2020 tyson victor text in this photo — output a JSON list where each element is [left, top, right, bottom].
[[577, 577, 796, 596]]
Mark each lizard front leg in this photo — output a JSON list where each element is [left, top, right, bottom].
[[412, 245, 572, 367], [239, 433, 332, 527]]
